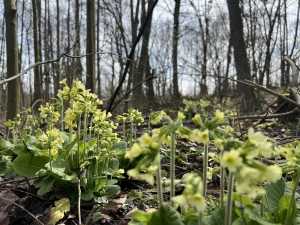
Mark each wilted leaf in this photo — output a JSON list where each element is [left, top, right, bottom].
[[46, 198, 70, 225]]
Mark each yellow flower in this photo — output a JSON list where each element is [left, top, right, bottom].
[[39, 133, 48, 143], [172, 195, 188, 206], [59, 78, 67, 85], [214, 138, 225, 151], [140, 173, 155, 185], [178, 111, 185, 119], [50, 149, 58, 155], [198, 130, 210, 145], [189, 193, 206, 212], [248, 127, 264, 146], [286, 151, 297, 165], [221, 149, 243, 173], [257, 141, 273, 158], [125, 143, 142, 161], [264, 165, 282, 183], [139, 133, 152, 147], [127, 169, 140, 178], [215, 109, 224, 120], [192, 114, 202, 124]]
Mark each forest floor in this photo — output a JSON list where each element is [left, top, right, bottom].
[[0, 92, 299, 225]]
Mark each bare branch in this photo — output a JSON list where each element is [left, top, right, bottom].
[[0, 43, 77, 85]]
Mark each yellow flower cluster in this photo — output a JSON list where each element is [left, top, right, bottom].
[[150, 110, 166, 125], [125, 133, 161, 185], [220, 127, 282, 198], [172, 173, 206, 212]]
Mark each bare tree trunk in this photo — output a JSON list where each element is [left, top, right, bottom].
[[133, 0, 154, 108], [75, 0, 83, 81], [227, 0, 253, 112], [4, 0, 20, 120], [55, 0, 60, 93], [86, 0, 96, 93], [32, 0, 43, 107], [172, 0, 180, 99], [96, 0, 101, 98]]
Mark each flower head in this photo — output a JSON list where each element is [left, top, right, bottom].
[[221, 149, 243, 173], [215, 109, 224, 120]]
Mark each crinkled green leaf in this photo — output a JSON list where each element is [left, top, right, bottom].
[[111, 141, 127, 154], [81, 188, 94, 201], [233, 192, 254, 208], [108, 158, 119, 173], [279, 195, 296, 224], [93, 212, 103, 222], [104, 185, 119, 197], [35, 175, 55, 195], [130, 203, 184, 225], [0, 139, 14, 151], [264, 178, 285, 212], [11, 143, 27, 155], [13, 154, 47, 178]]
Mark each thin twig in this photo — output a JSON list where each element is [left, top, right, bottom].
[[0, 196, 44, 225]]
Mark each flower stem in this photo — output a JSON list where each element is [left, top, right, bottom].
[[156, 155, 163, 207], [225, 172, 234, 225], [203, 144, 208, 198], [284, 167, 300, 225], [170, 132, 176, 207], [220, 164, 224, 207]]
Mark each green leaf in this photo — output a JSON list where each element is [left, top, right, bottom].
[[81, 189, 94, 201], [130, 203, 184, 225], [93, 212, 103, 222], [0, 139, 14, 151], [203, 207, 226, 225], [36, 175, 55, 195], [264, 178, 285, 212], [62, 135, 79, 158], [279, 195, 296, 224], [125, 190, 142, 203], [94, 177, 107, 191], [233, 193, 254, 208], [244, 207, 281, 225], [104, 185, 119, 197], [95, 196, 108, 204], [0, 161, 7, 175], [13, 154, 47, 178], [111, 141, 127, 154], [108, 158, 119, 173], [46, 198, 70, 225], [11, 143, 27, 155], [46, 160, 77, 182]]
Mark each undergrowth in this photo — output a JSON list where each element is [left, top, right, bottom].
[[0, 80, 299, 225]]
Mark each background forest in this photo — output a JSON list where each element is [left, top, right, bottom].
[[1, 0, 300, 120]]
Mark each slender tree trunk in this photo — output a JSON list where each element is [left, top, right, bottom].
[[55, 0, 60, 93], [227, 0, 253, 112], [86, 0, 96, 93], [4, 0, 20, 120], [172, 0, 181, 99], [96, 0, 101, 98], [133, 0, 154, 108], [32, 0, 43, 107]]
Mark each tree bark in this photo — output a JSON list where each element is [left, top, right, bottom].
[[172, 0, 181, 99], [32, 0, 43, 107], [86, 0, 96, 93], [227, 0, 253, 112], [133, 0, 154, 108], [4, 0, 20, 120]]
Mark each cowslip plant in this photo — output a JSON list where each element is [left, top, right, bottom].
[[125, 108, 298, 225], [1, 80, 124, 208], [117, 109, 144, 148]]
